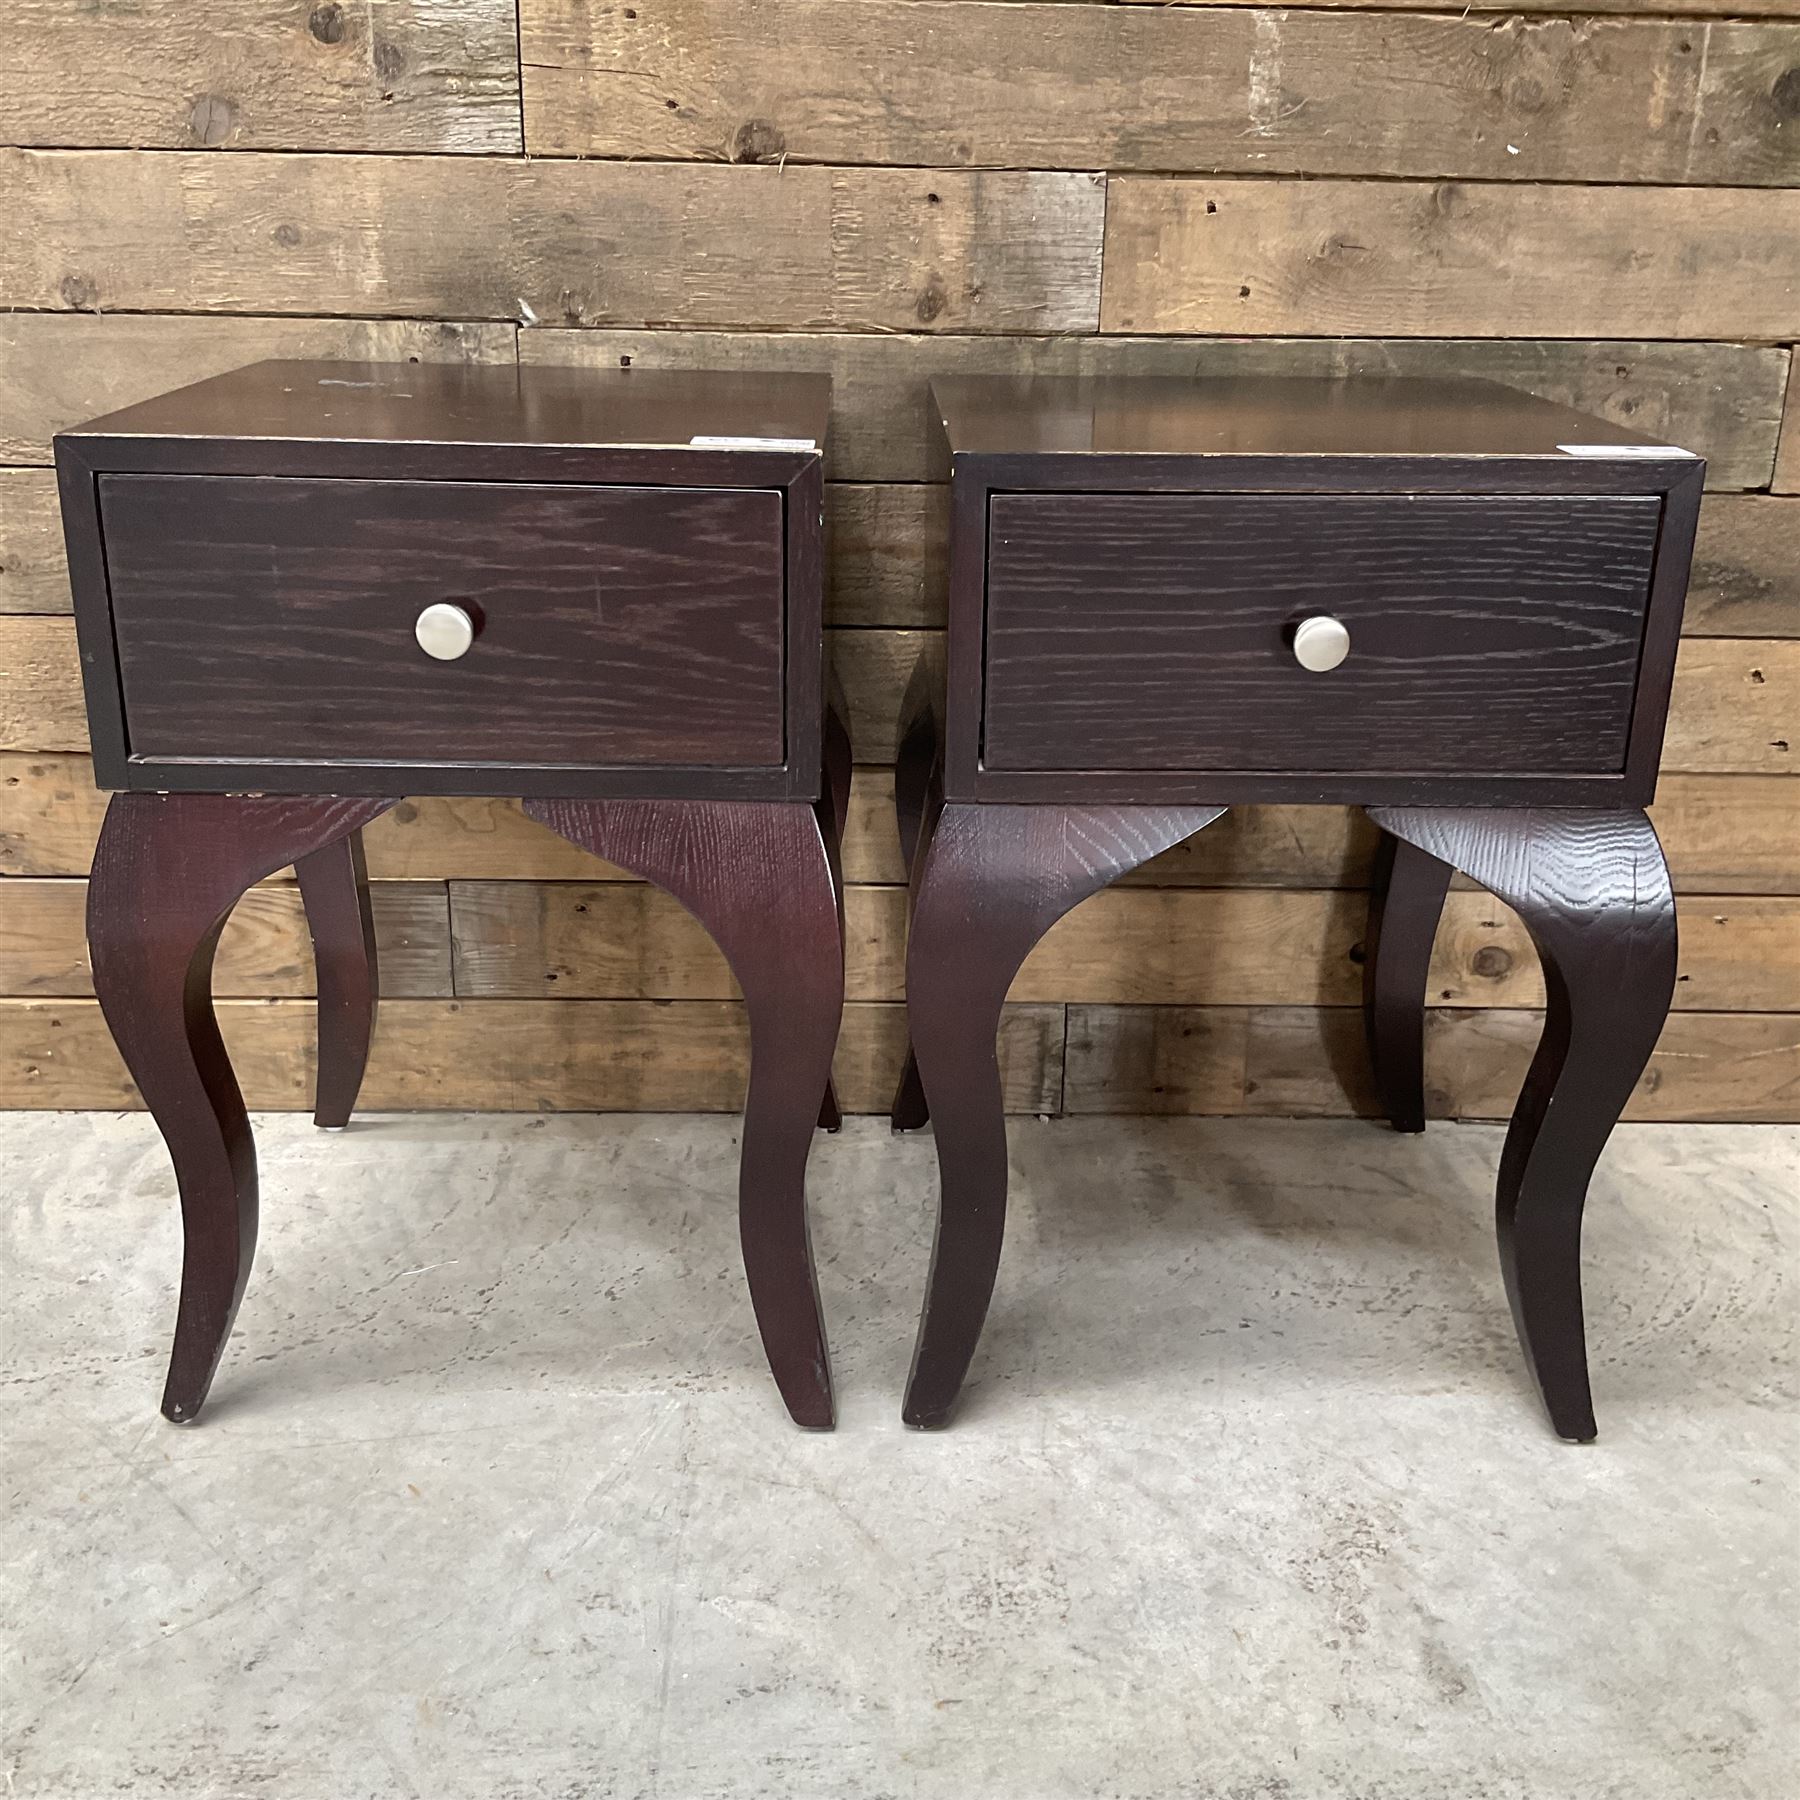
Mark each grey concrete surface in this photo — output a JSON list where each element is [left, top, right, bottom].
[[1, 1112, 1795, 1800]]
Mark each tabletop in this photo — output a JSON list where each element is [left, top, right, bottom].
[[64, 360, 834, 455], [929, 375, 1690, 462]]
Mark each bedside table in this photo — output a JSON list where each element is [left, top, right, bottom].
[[57, 359, 849, 1429], [893, 375, 1703, 1440]]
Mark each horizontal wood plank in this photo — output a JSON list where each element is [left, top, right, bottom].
[[439, 880, 1800, 1014], [522, 0, 1798, 187], [0, 471, 66, 615], [0, 150, 1104, 335], [0, 618, 84, 751], [1778, 360, 1799, 494], [0, 313, 517, 465], [1065, 1006, 1800, 1123], [0, 999, 1064, 1115], [1662, 640, 1800, 775], [7, 759, 1794, 896], [522, 330, 1788, 489], [6, 994, 1790, 1121], [1117, 0, 1800, 16], [1686, 496, 1800, 637], [1100, 177, 1800, 341], [1026, 888, 1800, 1014], [1414, 1008, 1800, 1124], [2, 0, 521, 154], [1640, 776, 1800, 894], [0, 878, 451, 998], [827, 484, 948, 630]]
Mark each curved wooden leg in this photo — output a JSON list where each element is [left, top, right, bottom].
[[1361, 826, 1453, 1134], [87, 792, 399, 1423], [816, 675, 853, 1134], [889, 650, 944, 1133], [903, 801, 1226, 1428], [887, 791, 939, 1134], [1366, 807, 1676, 1442], [294, 828, 379, 1131], [524, 796, 845, 1428]]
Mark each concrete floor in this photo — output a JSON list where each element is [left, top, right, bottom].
[[1, 1112, 1794, 1800]]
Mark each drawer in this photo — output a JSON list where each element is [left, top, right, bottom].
[[981, 492, 1663, 777], [98, 474, 788, 768]]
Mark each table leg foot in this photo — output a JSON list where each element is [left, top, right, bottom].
[[294, 828, 379, 1130], [87, 792, 398, 1422], [525, 796, 845, 1428], [1361, 826, 1453, 1134], [1366, 806, 1676, 1441], [902, 801, 1226, 1427]]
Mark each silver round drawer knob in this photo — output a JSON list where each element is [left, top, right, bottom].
[[1292, 614, 1350, 673], [414, 602, 475, 661]]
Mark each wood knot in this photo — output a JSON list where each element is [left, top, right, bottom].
[[1507, 75, 1547, 114], [731, 118, 786, 162], [915, 276, 948, 324], [308, 3, 347, 45], [1472, 946, 1513, 979], [59, 273, 99, 310], [372, 37, 407, 82], [272, 222, 302, 247], [188, 93, 237, 146]]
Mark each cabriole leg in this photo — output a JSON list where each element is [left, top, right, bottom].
[[88, 792, 398, 1422], [1361, 825, 1453, 1134], [902, 802, 1226, 1428], [524, 795, 846, 1428], [294, 828, 379, 1131], [1366, 806, 1677, 1441]]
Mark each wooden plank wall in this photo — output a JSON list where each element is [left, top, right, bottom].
[[0, 0, 1796, 1120]]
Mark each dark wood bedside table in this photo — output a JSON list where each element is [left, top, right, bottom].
[[893, 374, 1704, 1441], [56, 359, 850, 1429]]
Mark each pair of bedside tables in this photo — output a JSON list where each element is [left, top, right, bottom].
[[57, 361, 1702, 1441]]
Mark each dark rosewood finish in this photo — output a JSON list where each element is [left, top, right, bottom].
[[103, 476, 788, 769], [87, 792, 400, 1422], [523, 794, 845, 1428], [294, 830, 380, 1131], [901, 796, 1225, 1429], [70, 360, 846, 1426], [1366, 807, 1677, 1441], [56, 360, 829, 801], [933, 375, 1703, 809], [1361, 829, 1455, 1136], [816, 671, 854, 1135], [889, 647, 946, 1135], [983, 492, 1660, 777], [901, 374, 1699, 1440]]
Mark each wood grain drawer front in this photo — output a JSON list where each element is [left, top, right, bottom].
[[100, 475, 788, 768], [981, 492, 1664, 777]]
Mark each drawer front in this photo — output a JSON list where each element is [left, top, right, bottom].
[[100, 475, 787, 768], [982, 492, 1663, 777]]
